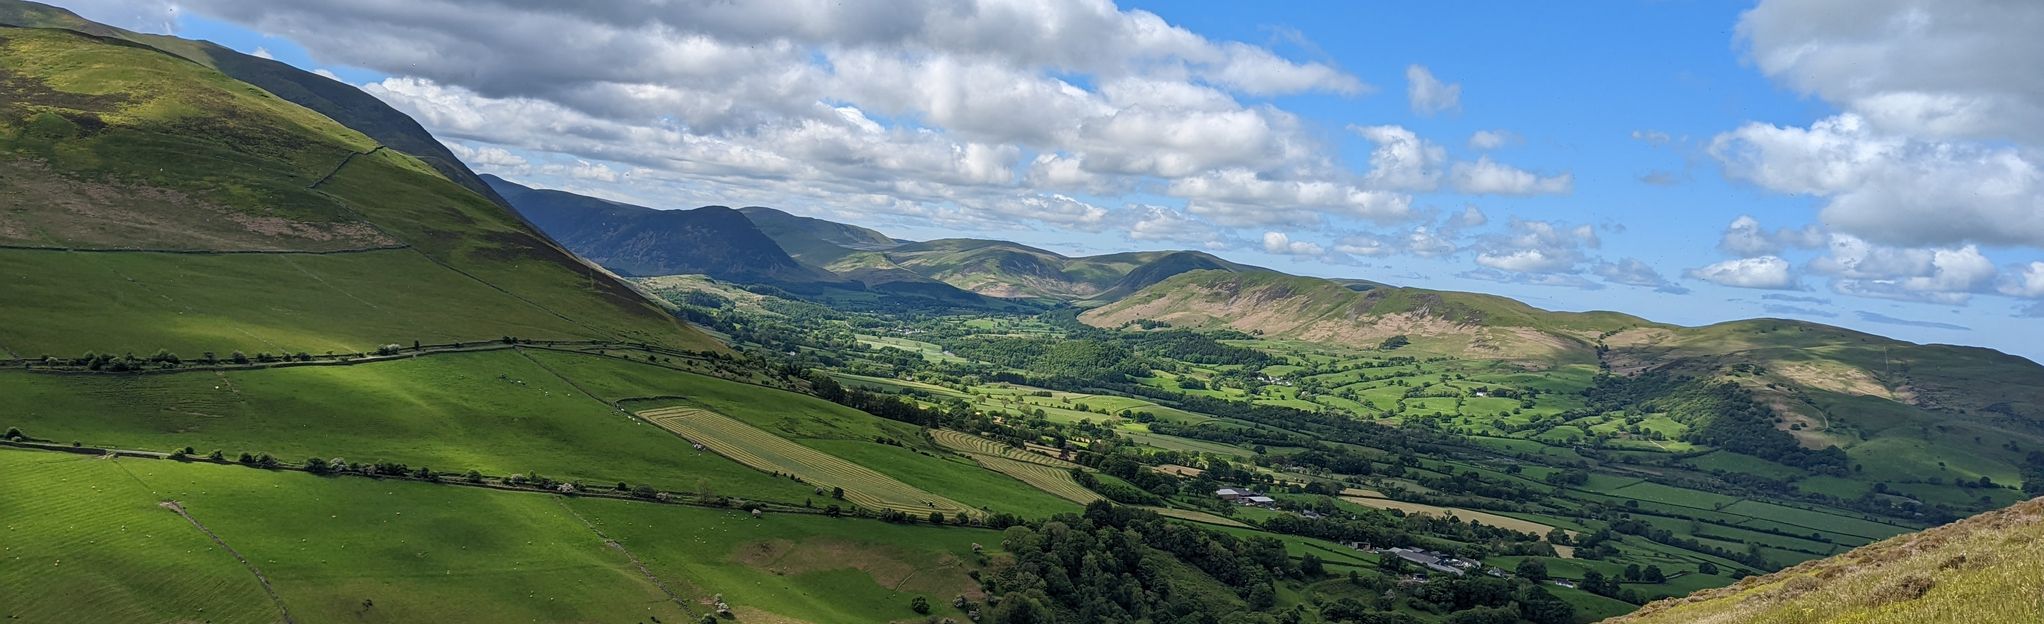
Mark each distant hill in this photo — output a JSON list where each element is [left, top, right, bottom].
[[485, 175, 836, 283], [0, 14, 717, 355], [1083, 269, 1651, 360], [1088, 269, 2044, 495], [785, 236, 1264, 301], [1607, 495, 2044, 623], [738, 206, 899, 265]]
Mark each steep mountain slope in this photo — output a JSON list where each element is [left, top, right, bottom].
[[485, 175, 835, 282], [838, 238, 1262, 300], [739, 205, 899, 265], [1606, 495, 2044, 623], [1083, 269, 1652, 360], [0, 0, 509, 207], [1088, 250, 1270, 303], [0, 22, 716, 355]]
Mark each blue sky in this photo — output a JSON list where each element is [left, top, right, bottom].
[[64, 0, 2044, 362]]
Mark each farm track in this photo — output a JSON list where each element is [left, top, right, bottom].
[[159, 500, 297, 624], [638, 406, 978, 518]]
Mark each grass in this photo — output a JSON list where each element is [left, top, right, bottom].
[[639, 405, 977, 517], [0, 451, 280, 624], [0, 350, 815, 502], [569, 496, 993, 623], [1718, 500, 1915, 541], [930, 429, 1099, 503], [1611, 496, 2044, 624], [0, 248, 626, 356], [802, 439, 1081, 516], [1338, 496, 1558, 538], [0, 445, 998, 624], [856, 334, 964, 363], [0, 26, 715, 358], [524, 351, 1081, 517]]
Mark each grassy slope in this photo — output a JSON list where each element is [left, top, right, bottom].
[[0, 446, 991, 624], [0, 451, 280, 624], [0, 350, 815, 501], [0, 25, 715, 356], [1609, 496, 2044, 624], [525, 349, 1084, 516]]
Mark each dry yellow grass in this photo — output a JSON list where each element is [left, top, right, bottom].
[[1605, 496, 2044, 624], [1340, 496, 1560, 538]]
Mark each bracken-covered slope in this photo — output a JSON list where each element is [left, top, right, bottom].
[[1082, 269, 1653, 360], [0, 20, 718, 356], [486, 175, 836, 282], [1604, 495, 2044, 623]]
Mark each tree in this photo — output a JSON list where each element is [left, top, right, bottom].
[[831, 486, 845, 499], [1515, 558, 1548, 582], [1697, 562, 1719, 575], [989, 592, 1050, 624], [1445, 606, 1518, 624], [2, 427, 22, 441], [1516, 586, 1576, 624], [910, 595, 930, 615], [1299, 553, 1326, 578], [1642, 565, 1666, 584]]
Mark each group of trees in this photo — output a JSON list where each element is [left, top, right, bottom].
[[1582, 373, 1848, 473], [980, 502, 1295, 622]]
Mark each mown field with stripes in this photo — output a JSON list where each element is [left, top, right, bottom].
[[640, 406, 979, 518], [930, 430, 1102, 504]]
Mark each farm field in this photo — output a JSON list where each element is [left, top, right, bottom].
[[930, 429, 1100, 503], [1338, 495, 1562, 539], [856, 334, 965, 362], [568, 496, 994, 623], [639, 405, 978, 517], [0, 350, 815, 502], [0, 446, 996, 624]]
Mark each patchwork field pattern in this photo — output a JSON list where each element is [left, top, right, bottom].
[[639, 406, 977, 518]]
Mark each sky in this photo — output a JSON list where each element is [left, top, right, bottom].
[[57, 0, 2044, 362]]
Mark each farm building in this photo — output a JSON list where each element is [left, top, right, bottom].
[[1214, 488, 1250, 500]]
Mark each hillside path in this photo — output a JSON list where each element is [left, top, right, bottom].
[[551, 496, 696, 614], [160, 500, 297, 624]]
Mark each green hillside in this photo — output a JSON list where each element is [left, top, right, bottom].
[[1083, 269, 1654, 359], [1606, 495, 2044, 624], [740, 205, 900, 264], [0, 0, 509, 206], [0, 23, 716, 356]]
